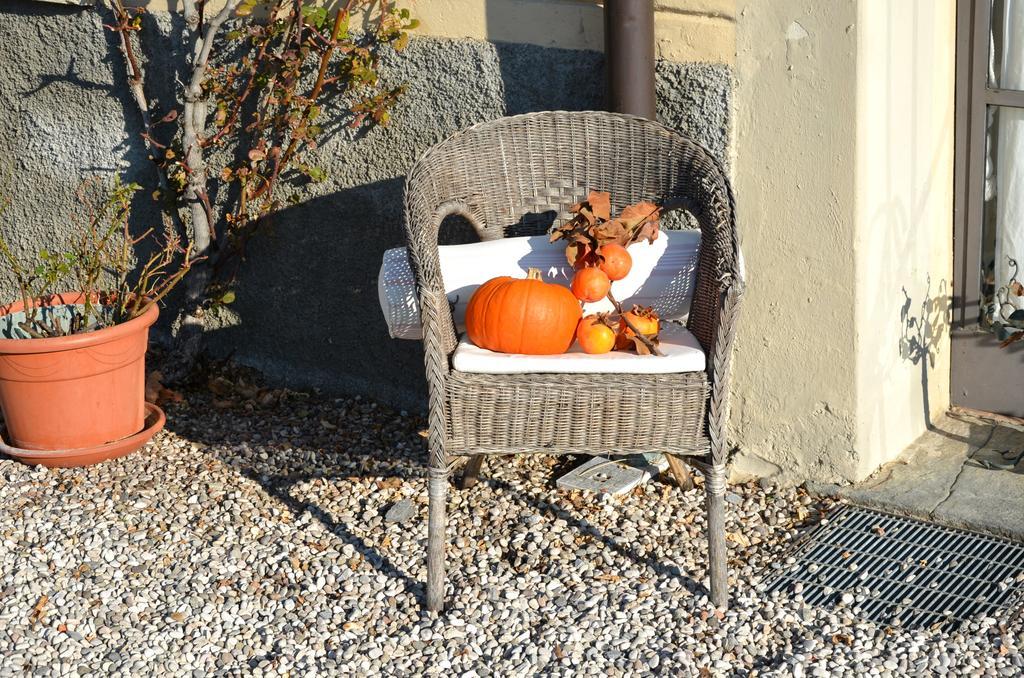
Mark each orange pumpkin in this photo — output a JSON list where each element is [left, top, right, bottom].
[[598, 243, 632, 281], [576, 315, 615, 354], [570, 267, 611, 303], [465, 268, 582, 354]]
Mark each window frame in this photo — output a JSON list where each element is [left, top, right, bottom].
[[951, 0, 1024, 416], [954, 0, 1024, 327]]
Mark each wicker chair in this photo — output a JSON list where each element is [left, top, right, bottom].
[[403, 111, 743, 612]]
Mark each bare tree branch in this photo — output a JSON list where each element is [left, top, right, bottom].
[[169, 0, 242, 381], [105, 0, 184, 233]]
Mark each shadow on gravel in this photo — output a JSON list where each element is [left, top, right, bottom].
[[162, 369, 711, 607]]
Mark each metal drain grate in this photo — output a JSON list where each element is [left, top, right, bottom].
[[765, 505, 1024, 630]]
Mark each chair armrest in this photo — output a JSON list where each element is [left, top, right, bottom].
[[677, 146, 742, 466], [405, 198, 484, 466], [705, 272, 744, 462], [404, 200, 484, 360]]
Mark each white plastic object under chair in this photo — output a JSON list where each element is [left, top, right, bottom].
[[377, 229, 701, 340]]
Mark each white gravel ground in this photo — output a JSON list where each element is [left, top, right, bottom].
[[2, 384, 1023, 677]]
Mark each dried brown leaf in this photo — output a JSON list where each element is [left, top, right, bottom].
[[235, 383, 259, 400], [726, 531, 751, 547], [586, 190, 611, 221], [376, 477, 402, 490], [29, 595, 48, 627], [565, 242, 585, 268], [594, 219, 628, 244], [618, 201, 662, 245], [631, 335, 654, 356], [208, 376, 234, 397], [1000, 331, 1024, 349], [145, 371, 163, 404]]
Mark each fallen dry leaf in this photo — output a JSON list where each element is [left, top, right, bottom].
[[726, 532, 751, 548], [145, 371, 162, 404], [376, 477, 402, 490], [28, 595, 48, 627], [208, 376, 234, 397]]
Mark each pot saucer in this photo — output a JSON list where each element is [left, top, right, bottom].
[[0, 402, 165, 468]]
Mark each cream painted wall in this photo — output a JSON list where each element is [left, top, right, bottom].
[[730, 0, 860, 483], [854, 0, 955, 478], [114, 0, 955, 484], [731, 0, 955, 484], [125, 0, 736, 64]]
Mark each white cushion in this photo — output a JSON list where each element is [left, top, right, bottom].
[[452, 322, 706, 374], [378, 230, 701, 340]]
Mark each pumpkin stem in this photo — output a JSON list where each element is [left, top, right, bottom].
[[526, 268, 543, 281]]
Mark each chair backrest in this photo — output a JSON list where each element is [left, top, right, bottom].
[[404, 111, 738, 353]]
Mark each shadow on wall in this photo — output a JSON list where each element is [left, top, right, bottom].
[[899, 277, 952, 433], [201, 38, 729, 412], [0, 0, 731, 413], [204, 180, 428, 410], [0, 1, 181, 305]]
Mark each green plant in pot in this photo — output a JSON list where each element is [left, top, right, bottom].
[[0, 179, 195, 467]]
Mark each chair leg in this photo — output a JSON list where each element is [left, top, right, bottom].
[[666, 454, 694, 491], [705, 463, 728, 608], [427, 467, 448, 612], [457, 455, 485, 490]]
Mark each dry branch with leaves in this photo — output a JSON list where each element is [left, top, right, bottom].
[[550, 190, 665, 356], [104, 0, 416, 378], [0, 178, 195, 338]]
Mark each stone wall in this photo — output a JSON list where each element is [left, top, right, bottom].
[[0, 1, 732, 410]]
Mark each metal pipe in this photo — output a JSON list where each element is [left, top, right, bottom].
[[604, 0, 656, 119]]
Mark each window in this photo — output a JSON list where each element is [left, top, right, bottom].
[[954, 0, 1024, 329]]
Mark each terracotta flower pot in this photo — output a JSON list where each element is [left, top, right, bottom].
[[0, 292, 157, 453]]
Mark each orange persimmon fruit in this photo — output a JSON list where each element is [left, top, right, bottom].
[[616, 307, 660, 349], [598, 243, 632, 281], [576, 315, 615, 354], [570, 267, 611, 303]]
